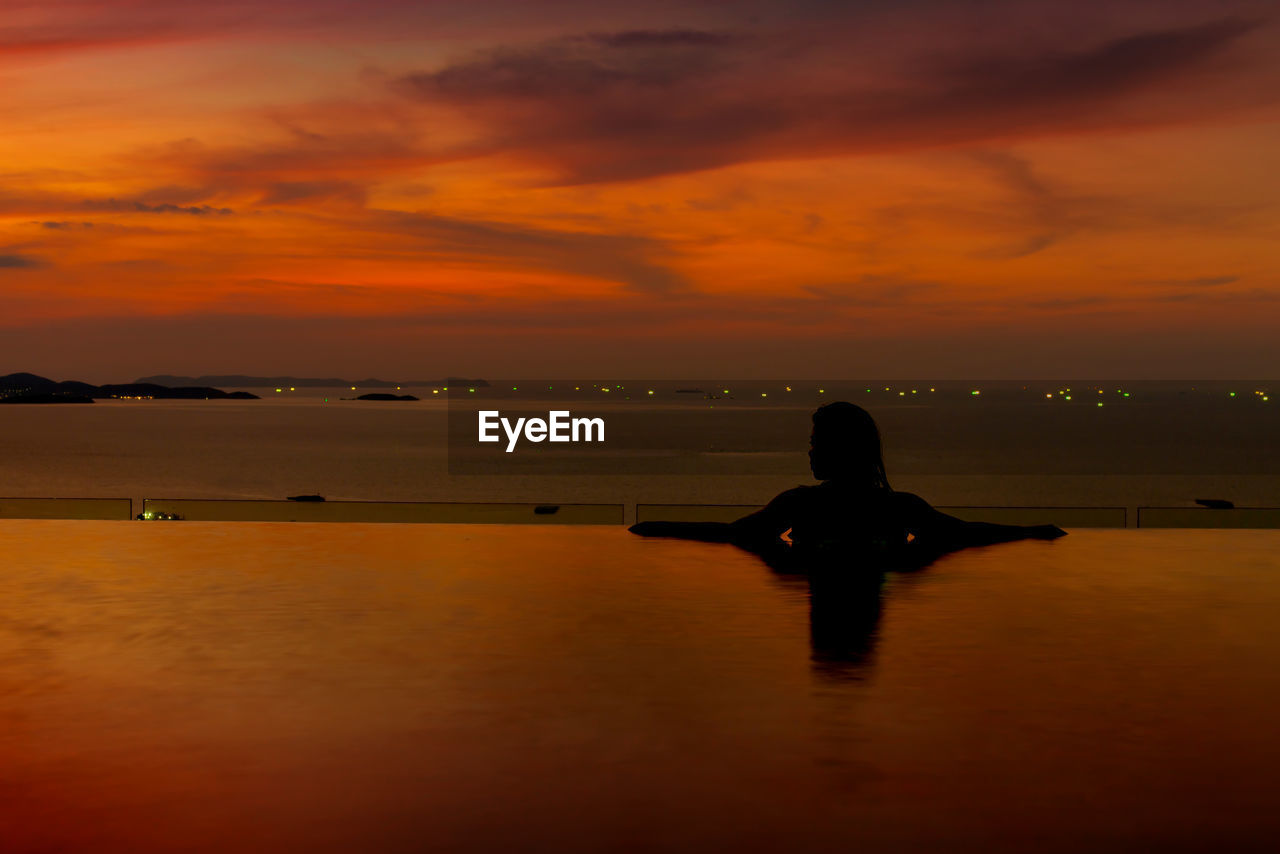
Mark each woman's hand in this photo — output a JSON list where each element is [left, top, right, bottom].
[[1027, 524, 1068, 540]]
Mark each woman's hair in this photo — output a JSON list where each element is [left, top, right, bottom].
[[810, 401, 890, 489]]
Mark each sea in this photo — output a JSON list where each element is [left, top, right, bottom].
[[3, 522, 1279, 851], [1, 379, 1277, 515], [4, 383, 1280, 850]]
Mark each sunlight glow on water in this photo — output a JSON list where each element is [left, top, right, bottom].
[[1, 523, 1279, 851]]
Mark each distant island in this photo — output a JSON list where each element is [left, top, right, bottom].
[[353, 393, 420, 401], [0, 372, 260, 403], [136, 374, 490, 388]]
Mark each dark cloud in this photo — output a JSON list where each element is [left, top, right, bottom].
[[965, 151, 1075, 258], [372, 211, 689, 294], [1140, 274, 1240, 287], [0, 253, 43, 268], [684, 187, 754, 211], [394, 17, 1266, 184], [976, 232, 1061, 259], [38, 221, 94, 229], [401, 30, 736, 100], [585, 29, 737, 49], [82, 198, 234, 215], [957, 149, 1267, 260], [134, 131, 433, 184], [257, 181, 367, 206], [937, 18, 1259, 107], [0, 0, 409, 59]]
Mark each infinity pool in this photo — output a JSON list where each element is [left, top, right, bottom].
[[1, 522, 1277, 852]]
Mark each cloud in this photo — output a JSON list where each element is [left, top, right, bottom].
[[975, 232, 1061, 259], [372, 211, 689, 294], [1139, 274, 1240, 287], [82, 198, 234, 215], [0, 0, 407, 61], [393, 17, 1267, 184], [801, 275, 938, 306], [586, 29, 737, 49], [125, 129, 437, 186], [0, 253, 43, 268], [257, 181, 367, 206]]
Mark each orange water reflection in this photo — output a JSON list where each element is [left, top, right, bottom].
[[1, 522, 1278, 852]]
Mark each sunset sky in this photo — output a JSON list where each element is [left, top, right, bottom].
[[2, 0, 1277, 380]]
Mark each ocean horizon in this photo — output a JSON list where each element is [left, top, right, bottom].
[[2, 379, 1274, 514]]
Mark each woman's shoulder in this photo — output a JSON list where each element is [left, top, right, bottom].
[[886, 490, 936, 516], [765, 483, 823, 508]]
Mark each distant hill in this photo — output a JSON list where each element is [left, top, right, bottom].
[[136, 374, 489, 388], [0, 372, 259, 401]]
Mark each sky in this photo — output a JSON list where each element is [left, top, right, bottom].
[[1, 0, 1277, 381]]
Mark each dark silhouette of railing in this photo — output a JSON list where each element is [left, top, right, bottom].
[[1, 498, 1277, 527]]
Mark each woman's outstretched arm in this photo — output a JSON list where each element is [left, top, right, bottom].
[[895, 492, 1066, 551], [629, 488, 800, 548], [626, 521, 736, 542]]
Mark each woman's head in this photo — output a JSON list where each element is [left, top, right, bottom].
[[809, 401, 890, 488]]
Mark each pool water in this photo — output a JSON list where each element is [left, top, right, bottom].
[[1, 522, 1278, 852]]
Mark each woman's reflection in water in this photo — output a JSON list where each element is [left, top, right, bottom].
[[757, 541, 891, 681]]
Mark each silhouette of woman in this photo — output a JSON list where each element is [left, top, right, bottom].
[[630, 401, 1065, 568]]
